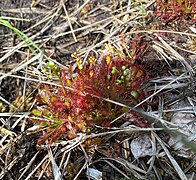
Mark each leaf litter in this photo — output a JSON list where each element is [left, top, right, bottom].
[[0, 0, 196, 179]]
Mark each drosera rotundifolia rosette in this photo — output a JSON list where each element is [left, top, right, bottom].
[[32, 36, 150, 144]]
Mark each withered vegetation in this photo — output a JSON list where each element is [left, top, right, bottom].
[[0, 0, 195, 179]]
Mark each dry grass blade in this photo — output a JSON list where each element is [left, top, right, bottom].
[[18, 151, 40, 180], [0, 157, 20, 179], [0, 127, 16, 137], [61, 0, 77, 42], [24, 155, 48, 180], [187, 97, 196, 115], [0, 95, 18, 110], [0, 52, 43, 81], [0, 31, 41, 63], [55, 134, 85, 156], [59, 151, 71, 179], [116, 157, 147, 175], [85, 127, 176, 140], [95, 157, 146, 179], [73, 160, 88, 180], [146, 132, 156, 173], [48, 147, 61, 180], [134, 72, 189, 108], [98, 159, 130, 179], [0, 73, 61, 87], [11, 113, 32, 131], [154, 132, 188, 180], [155, 34, 194, 73], [152, 43, 173, 61], [89, 94, 172, 128]]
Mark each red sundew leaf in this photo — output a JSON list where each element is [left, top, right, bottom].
[[37, 129, 54, 144], [60, 124, 67, 133], [32, 109, 41, 116], [48, 123, 73, 144], [51, 101, 68, 112], [49, 129, 63, 143]]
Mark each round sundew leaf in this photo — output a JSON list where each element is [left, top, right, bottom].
[[131, 90, 139, 99], [51, 96, 57, 102], [123, 69, 129, 76], [32, 109, 42, 116], [107, 74, 111, 80], [106, 56, 111, 64], [66, 79, 72, 86], [121, 65, 126, 70], [48, 61, 55, 67], [40, 121, 48, 126], [136, 70, 144, 78], [54, 120, 64, 125], [42, 68, 47, 73], [89, 70, 94, 77], [42, 109, 50, 116], [48, 73, 53, 79]]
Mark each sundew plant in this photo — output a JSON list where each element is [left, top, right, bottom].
[[32, 37, 149, 144]]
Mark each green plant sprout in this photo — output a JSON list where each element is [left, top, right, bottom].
[[0, 16, 41, 53]]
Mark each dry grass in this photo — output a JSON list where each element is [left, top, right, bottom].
[[0, 0, 195, 179]]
